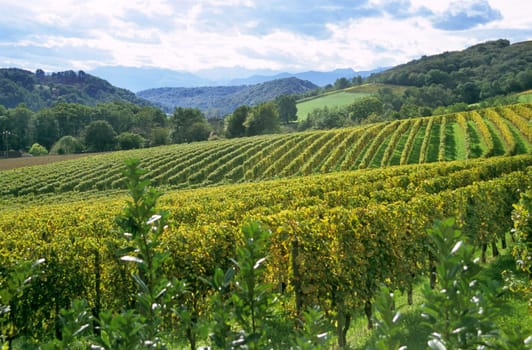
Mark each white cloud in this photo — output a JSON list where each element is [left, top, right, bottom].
[[0, 0, 530, 74], [325, 15, 475, 70], [486, 0, 532, 29]]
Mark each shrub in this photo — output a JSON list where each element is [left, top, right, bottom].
[[28, 143, 48, 156]]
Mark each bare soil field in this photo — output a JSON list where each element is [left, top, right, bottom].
[[0, 154, 94, 171]]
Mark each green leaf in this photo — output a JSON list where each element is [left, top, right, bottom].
[[224, 267, 235, 285], [132, 273, 149, 294]]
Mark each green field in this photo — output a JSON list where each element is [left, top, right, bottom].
[[296, 91, 371, 120], [1, 102, 531, 349], [518, 89, 532, 103], [296, 83, 408, 120]]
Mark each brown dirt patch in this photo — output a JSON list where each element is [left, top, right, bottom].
[[0, 154, 94, 171]]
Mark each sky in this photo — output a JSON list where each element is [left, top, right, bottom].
[[1, 0, 531, 75]]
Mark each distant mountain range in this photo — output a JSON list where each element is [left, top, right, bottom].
[[137, 77, 319, 117], [89, 66, 385, 92], [4, 38, 528, 118]]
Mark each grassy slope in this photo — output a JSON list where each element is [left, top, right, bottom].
[[296, 91, 371, 120], [296, 83, 408, 120], [517, 89, 532, 103]]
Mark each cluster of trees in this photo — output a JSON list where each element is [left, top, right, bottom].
[[0, 102, 169, 155], [297, 75, 365, 100], [0, 93, 299, 156], [224, 95, 297, 138]]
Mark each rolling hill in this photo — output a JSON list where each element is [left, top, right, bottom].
[[137, 77, 318, 117], [370, 39, 532, 102], [0, 68, 152, 110], [1, 102, 530, 349], [296, 83, 409, 120], [2, 37, 532, 350], [1, 103, 529, 206]]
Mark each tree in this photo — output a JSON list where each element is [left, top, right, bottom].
[[134, 106, 167, 138], [7, 105, 33, 150], [84, 120, 116, 152], [225, 106, 249, 138], [97, 102, 136, 134], [275, 95, 298, 124], [48, 102, 94, 138], [171, 107, 211, 143], [149, 127, 170, 147], [347, 96, 383, 123], [399, 103, 419, 118], [516, 69, 532, 91], [0, 78, 27, 108], [187, 122, 212, 142], [305, 106, 347, 130], [334, 77, 351, 90], [244, 102, 280, 136], [35, 69, 45, 80], [116, 132, 145, 150], [352, 75, 363, 85], [50, 135, 84, 154], [34, 110, 60, 150], [459, 82, 481, 104], [424, 69, 450, 87]]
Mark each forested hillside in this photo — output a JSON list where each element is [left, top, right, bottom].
[[370, 39, 532, 105], [137, 77, 318, 117], [0, 68, 151, 110]]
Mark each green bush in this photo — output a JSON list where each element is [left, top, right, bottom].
[[28, 143, 48, 156]]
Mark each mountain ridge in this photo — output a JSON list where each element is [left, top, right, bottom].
[[137, 77, 318, 117], [89, 66, 384, 91], [0, 68, 151, 110], [369, 39, 532, 103]]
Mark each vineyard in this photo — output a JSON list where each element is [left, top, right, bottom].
[[0, 103, 531, 348], [0, 103, 530, 207]]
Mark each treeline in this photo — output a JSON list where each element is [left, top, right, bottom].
[[0, 94, 299, 156], [224, 95, 297, 138], [0, 102, 169, 155]]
